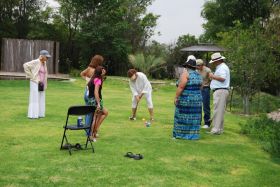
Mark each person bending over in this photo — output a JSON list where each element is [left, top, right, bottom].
[[127, 69, 154, 121]]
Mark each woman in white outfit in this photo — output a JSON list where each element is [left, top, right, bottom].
[[23, 50, 50, 119], [127, 69, 154, 121]]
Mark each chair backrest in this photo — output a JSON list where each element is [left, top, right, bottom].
[[67, 105, 96, 116]]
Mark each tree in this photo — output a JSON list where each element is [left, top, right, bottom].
[[144, 40, 169, 58], [201, 0, 273, 41], [76, 0, 158, 75], [119, 0, 159, 52], [165, 34, 198, 78], [129, 53, 165, 77], [219, 22, 278, 114], [0, 0, 159, 75], [0, 0, 44, 39], [264, 5, 280, 95], [52, 0, 85, 70]]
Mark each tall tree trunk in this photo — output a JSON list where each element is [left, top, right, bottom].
[[243, 95, 250, 115]]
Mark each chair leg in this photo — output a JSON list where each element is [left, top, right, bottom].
[[60, 128, 72, 155], [89, 141, 94, 153], [60, 128, 67, 149], [85, 137, 89, 149], [85, 136, 94, 153], [89, 138, 94, 153], [64, 135, 72, 155]]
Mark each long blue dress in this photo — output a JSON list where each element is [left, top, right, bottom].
[[173, 69, 202, 140]]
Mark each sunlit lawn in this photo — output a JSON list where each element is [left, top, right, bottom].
[[0, 77, 279, 186]]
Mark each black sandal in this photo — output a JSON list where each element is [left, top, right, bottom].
[[75, 143, 82, 150], [61, 143, 72, 150], [133, 154, 143, 160], [124, 152, 134, 158]]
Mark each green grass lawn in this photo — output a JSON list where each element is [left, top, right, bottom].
[[0, 77, 279, 187]]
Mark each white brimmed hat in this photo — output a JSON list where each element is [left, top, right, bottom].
[[187, 55, 196, 62], [182, 55, 197, 68], [209, 52, 225, 64]]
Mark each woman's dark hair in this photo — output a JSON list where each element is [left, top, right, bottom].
[[185, 64, 196, 70], [92, 66, 104, 79], [127, 69, 137, 78], [89, 55, 104, 68]]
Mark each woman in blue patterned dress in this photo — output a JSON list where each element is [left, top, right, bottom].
[[173, 55, 202, 140]]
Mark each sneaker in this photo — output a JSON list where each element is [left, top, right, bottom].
[[89, 136, 97, 142], [206, 131, 221, 135], [129, 116, 136, 120], [202, 125, 210, 129]]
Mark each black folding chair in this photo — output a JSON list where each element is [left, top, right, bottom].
[[60, 105, 96, 155]]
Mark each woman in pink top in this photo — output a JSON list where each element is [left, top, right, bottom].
[[39, 64, 46, 86], [87, 66, 108, 142], [80, 55, 104, 127]]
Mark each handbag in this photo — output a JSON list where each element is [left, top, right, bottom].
[[38, 82, 44, 91]]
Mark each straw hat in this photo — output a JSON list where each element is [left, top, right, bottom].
[[209, 52, 225, 64]]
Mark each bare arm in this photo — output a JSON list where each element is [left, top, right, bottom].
[[174, 70, 189, 105], [80, 68, 90, 80], [94, 84, 101, 110]]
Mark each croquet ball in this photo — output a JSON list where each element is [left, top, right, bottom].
[[142, 118, 145, 121]]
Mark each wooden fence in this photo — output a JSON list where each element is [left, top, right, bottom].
[[0, 38, 59, 74]]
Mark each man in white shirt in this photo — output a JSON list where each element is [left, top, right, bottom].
[[127, 69, 154, 121], [208, 53, 230, 134]]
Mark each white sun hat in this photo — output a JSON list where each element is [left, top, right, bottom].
[[187, 55, 196, 62], [209, 52, 225, 64]]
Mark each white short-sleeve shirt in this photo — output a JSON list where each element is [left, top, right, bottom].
[[129, 72, 152, 96], [210, 63, 230, 89]]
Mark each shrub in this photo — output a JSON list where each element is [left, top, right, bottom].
[[241, 115, 280, 156], [230, 92, 280, 114], [69, 68, 81, 77]]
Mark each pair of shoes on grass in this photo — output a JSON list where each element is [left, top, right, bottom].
[[124, 152, 143, 160], [62, 143, 82, 150]]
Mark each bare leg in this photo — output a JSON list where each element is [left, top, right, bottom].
[[93, 107, 108, 138], [148, 108, 154, 121], [90, 112, 99, 141], [131, 107, 137, 118]]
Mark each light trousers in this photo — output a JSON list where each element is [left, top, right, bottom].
[[211, 89, 229, 133], [132, 91, 153, 108], [28, 81, 45, 118]]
